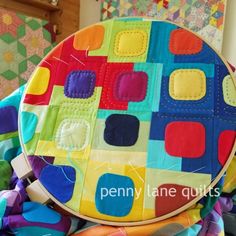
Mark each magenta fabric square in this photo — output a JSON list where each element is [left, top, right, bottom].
[[114, 71, 148, 102]]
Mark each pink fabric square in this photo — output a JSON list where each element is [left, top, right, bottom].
[[114, 71, 148, 102]]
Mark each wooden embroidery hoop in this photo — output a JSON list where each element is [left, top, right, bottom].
[[16, 17, 236, 226]]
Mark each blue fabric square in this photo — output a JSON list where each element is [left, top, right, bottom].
[[159, 63, 215, 116], [215, 65, 236, 118], [64, 70, 96, 98], [147, 21, 176, 63], [104, 114, 140, 146], [149, 113, 217, 178], [39, 165, 75, 203], [95, 173, 134, 217]]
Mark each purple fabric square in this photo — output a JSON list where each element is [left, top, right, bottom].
[[64, 70, 96, 98], [0, 106, 18, 134]]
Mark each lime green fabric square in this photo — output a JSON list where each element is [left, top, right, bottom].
[[89, 21, 114, 57], [108, 20, 151, 62]]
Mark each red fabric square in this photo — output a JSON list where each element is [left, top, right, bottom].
[[155, 184, 196, 217], [47, 35, 107, 87], [55, 59, 106, 88], [218, 130, 236, 166], [165, 121, 206, 158], [99, 63, 134, 110], [114, 71, 148, 102]]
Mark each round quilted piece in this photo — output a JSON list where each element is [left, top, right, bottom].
[[19, 18, 236, 225]]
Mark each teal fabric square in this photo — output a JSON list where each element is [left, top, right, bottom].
[[147, 21, 176, 63], [22, 202, 61, 224], [127, 63, 161, 112], [21, 111, 38, 144], [147, 140, 182, 170]]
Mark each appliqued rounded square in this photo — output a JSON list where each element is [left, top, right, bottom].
[[165, 121, 206, 158], [169, 69, 206, 100], [218, 130, 236, 166], [95, 173, 134, 216], [114, 30, 148, 57], [26, 67, 50, 95], [222, 75, 236, 107], [114, 71, 148, 102], [73, 25, 105, 51], [169, 29, 203, 55], [64, 70, 96, 98], [56, 119, 90, 151], [104, 114, 140, 146], [155, 184, 196, 217]]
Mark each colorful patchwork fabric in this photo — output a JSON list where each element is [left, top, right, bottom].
[[72, 183, 234, 235], [0, 161, 12, 190], [72, 184, 227, 235], [100, 0, 227, 51], [0, 7, 56, 99], [0, 80, 234, 234], [0, 173, 83, 235], [0, 86, 24, 162], [19, 18, 236, 225]]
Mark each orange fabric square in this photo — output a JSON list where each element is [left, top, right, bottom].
[[73, 25, 105, 51], [169, 29, 203, 55]]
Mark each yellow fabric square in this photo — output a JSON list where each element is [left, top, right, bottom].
[[90, 149, 147, 167], [114, 30, 148, 57], [26, 67, 50, 95], [222, 75, 236, 107], [80, 160, 125, 203], [169, 69, 206, 100], [35, 140, 91, 160]]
